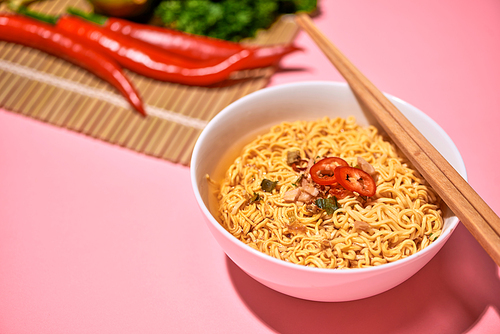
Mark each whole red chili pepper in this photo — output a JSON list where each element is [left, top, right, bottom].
[[0, 14, 146, 116], [25, 9, 251, 87], [67, 7, 301, 69]]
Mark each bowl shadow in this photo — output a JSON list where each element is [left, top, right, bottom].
[[226, 224, 500, 334]]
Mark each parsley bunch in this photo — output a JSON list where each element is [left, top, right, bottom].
[[154, 0, 317, 42]]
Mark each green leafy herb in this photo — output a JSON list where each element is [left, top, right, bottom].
[[292, 174, 303, 187], [154, 0, 317, 42], [261, 179, 278, 192], [315, 196, 340, 215], [428, 233, 438, 241], [249, 193, 261, 203]]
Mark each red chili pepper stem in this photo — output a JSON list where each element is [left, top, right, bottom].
[[17, 5, 58, 24], [66, 7, 108, 26]]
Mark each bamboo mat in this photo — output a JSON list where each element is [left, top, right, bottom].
[[0, 0, 300, 165]]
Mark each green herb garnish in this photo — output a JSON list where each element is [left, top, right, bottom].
[[315, 196, 340, 215], [292, 174, 303, 187], [249, 193, 261, 203], [428, 233, 438, 241], [261, 179, 278, 193], [154, 0, 317, 42]]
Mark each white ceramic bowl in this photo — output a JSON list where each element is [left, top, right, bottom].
[[190, 81, 467, 302]]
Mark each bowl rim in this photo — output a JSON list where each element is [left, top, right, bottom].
[[190, 80, 466, 276]]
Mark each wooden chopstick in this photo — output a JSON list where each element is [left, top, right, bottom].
[[295, 13, 500, 266]]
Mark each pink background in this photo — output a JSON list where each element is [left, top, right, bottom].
[[1, 0, 499, 333]]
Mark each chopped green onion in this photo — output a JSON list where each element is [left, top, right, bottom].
[[315, 197, 340, 215], [292, 174, 303, 187], [249, 193, 261, 203], [261, 179, 278, 192]]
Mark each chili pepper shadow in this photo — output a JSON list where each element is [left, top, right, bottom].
[[207, 66, 309, 88], [207, 77, 267, 88], [225, 223, 500, 334], [274, 66, 309, 74]]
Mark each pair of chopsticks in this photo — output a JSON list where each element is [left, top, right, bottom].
[[295, 13, 500, 266]]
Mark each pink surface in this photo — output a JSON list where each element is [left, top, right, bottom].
[[0, 0, 499, 333]]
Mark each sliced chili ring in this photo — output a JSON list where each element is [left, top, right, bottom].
[[310, 157, 349, 185], [334, 166, 377, 197]]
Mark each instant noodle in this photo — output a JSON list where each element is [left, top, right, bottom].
[[215, 116, 443, 269]]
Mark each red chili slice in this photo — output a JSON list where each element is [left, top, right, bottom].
[[334, 166, 377, 197], [310, 157, 349, 185]]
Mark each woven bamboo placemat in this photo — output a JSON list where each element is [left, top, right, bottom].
[[0, 0, 299, 165]]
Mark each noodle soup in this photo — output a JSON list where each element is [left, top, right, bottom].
[[214, 116, 443, 269]]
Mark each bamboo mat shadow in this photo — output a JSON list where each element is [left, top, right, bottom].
[[0, 0, 300, 165]]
